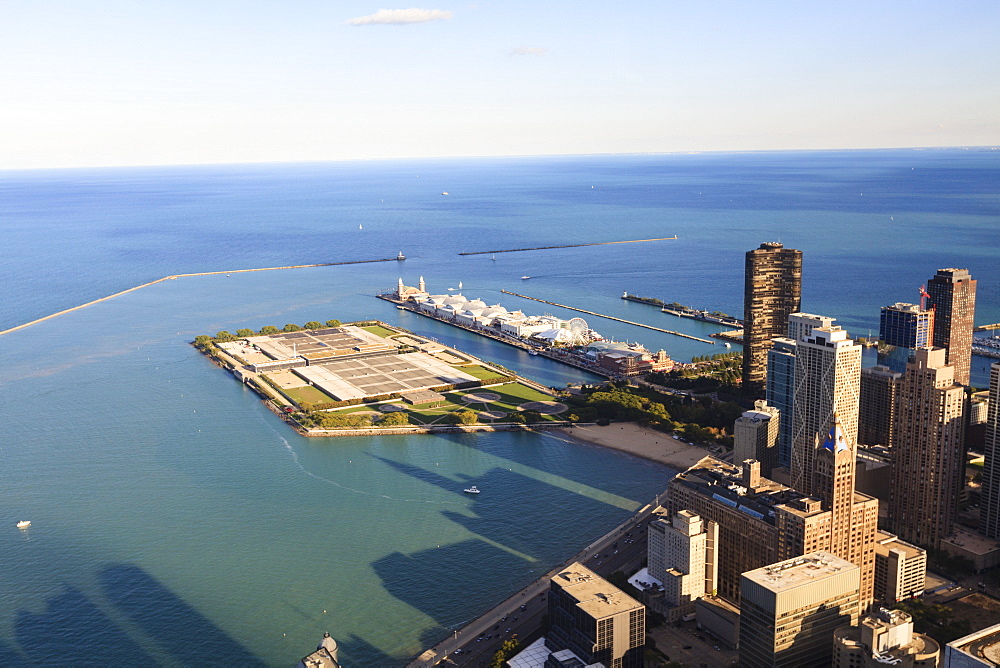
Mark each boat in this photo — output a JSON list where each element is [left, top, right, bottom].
[[442, 191, 449, 196], [16, 521, 30, 529], [463, 486, 481, 494], [358, 224, 363, 230], [521, 276, 530, 280], [396, 251, 406, 261], [527, 350, 539, 356]]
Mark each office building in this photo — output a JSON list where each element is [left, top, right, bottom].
[[767, 337, 797, 470], [889, 348, 967, 549], [879, 302, 935, 373], [743, 242, 802, 396], [980, 363, 1000, 539], [874, 531, 927, 603], [734, 401, 781, 477], [546, 563, 645, 668], [647, 510, 718, 620], [833, 607, 940, 668], [859, 365, 902, 447], [791, 326, 863, 496], [787, 312, 837, 345], [945, 622, 1000, 667], [739, 552, 860, 668], [927, 268, 977, 386], [668, 443, 878, 607]]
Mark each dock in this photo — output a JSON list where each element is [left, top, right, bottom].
[[500, 290, 717, 344], [458, 236, 677, 256], [975, 323, 1000, 332]]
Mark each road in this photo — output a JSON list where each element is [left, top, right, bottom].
[[412, 499, 667, 667]]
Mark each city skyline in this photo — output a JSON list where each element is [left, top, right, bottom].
[[1, 1, 998, 169]]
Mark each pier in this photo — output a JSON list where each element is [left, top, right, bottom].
[[0, 257, 400, 337], [458, 236, 677, 256], [500, 290, 717, 344]]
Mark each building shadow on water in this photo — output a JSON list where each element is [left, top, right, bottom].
[[373, 539, 526, 630], [0, 637, 27, 667], [336, 633, 403, 667], [14, 584, 156, 666], [98, 563, 266, 667], [375, 455, 629, 559]]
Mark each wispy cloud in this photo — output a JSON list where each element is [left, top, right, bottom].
[[510, 46, 547, 57], [348, 8, 453, 26]]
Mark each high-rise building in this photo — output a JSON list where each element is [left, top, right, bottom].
[[873, 531, 927, 604], [546, 563, 645, 668], [767, 337, 797, 470], [791, 326, 863, 496], [859, 365, 902, 447], [739, 552, 861, 668], [927, 268, 977, 386], [787, 312, 837, 345], [743, 243, 802, 396], [647, 510, 718, 620], [734, 401, 781, 477], [979, 363, 1000, 539], [888, 348, 967, 549], [833, 608, 940, 668], [878, 302, 935, 373], [668, 446, 878, 607]]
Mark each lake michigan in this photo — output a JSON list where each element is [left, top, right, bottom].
[[0, 149, 998, 665]]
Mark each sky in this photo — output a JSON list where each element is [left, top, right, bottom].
[[1, 0, 998, 168]]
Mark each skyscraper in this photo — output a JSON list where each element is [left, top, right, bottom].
[[878, 302, 935, 373], [927, 268, 977, 386], [546, 563, 646, 668], [739, 552, 861, 668], [647, 510, 718, 620], [791, 326, 862, 496], [888, 347, 967, 549], [734, 401, 780, 477], [979, 363, 1000, 539], [743, 243, 802, 396], [859, 365, 902, 448], [766, 337, 797, 470]]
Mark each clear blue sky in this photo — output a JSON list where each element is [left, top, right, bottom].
[[1, 0, 997, 168]]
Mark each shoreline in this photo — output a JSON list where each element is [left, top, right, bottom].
[[558, 422, 712, 471]]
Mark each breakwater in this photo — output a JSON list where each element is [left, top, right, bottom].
[[0, 257, 400, 337], [622, 293, 743, 328], [501, 290, 717, 344], [458, 236, 677, 256]]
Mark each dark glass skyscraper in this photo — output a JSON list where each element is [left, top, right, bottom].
[[927, 268, 977, 386], [743, 243, 802, 396]]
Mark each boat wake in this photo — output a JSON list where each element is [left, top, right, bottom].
[[268, 425, 463, 506]]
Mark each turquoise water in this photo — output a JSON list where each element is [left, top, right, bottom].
[[1, 149, 998, 665]]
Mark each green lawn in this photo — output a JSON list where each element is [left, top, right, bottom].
[[456, 364, 509, 381], [282, 385, 339, 405], [361, 325, 398, 338]]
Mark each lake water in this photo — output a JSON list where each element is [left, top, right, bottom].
[[0, 149, 997, 665]]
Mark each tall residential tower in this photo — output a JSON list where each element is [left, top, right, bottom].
[[743, 243, 802, 396], [927, 268, 977, 386]]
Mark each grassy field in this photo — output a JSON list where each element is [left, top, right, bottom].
[[282, 385, 338, 405], [457, 364, 509, 381], [361, 324, 398, 338], [316, 382, 562, 425]]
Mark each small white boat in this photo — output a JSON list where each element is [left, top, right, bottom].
[[442, 191, 449, 196], [521, 276, 530, 280], [358, 224, 363, 230], [528, 350, 539, 356], [16, 521, 30, 529], [464, 486, 481, 494]]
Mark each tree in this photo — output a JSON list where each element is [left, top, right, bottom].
[[235, 328, 254, 338], [304, 321, 323, 330], [215, 330, 234, 342], [260, 325, 279, 335], [379, 411, 411, 426], [283, 323, 302, 332], [326, 319, 342, 328], [194, 334, 213, 346], [490, 639, 521, 668], [454, 409, 479, 425]]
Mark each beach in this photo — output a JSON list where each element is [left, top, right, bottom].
[[560, 422, 712, 470]]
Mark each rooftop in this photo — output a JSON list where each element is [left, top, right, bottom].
[[552, 563, 643, 618], [743, 552, 858, 593]]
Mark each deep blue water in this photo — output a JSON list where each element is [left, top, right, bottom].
[[0, 149, 998, 665]]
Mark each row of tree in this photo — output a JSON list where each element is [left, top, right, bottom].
[[212, 320, 343, 342]]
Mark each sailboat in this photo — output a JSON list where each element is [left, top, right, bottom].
[[358, 224, 363, 230]]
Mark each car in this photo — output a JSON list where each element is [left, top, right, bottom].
[[453, 649, 463, 655], [520, 604, 526, 611], [713, 645, 720, 651], [683, 645, 692, 650]]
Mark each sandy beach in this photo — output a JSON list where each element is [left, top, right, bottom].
[[558, 422, 713, 471]]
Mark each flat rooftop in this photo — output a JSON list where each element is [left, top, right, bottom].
[[743, 552, 858, 593], [553, 562, 643, 619]]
